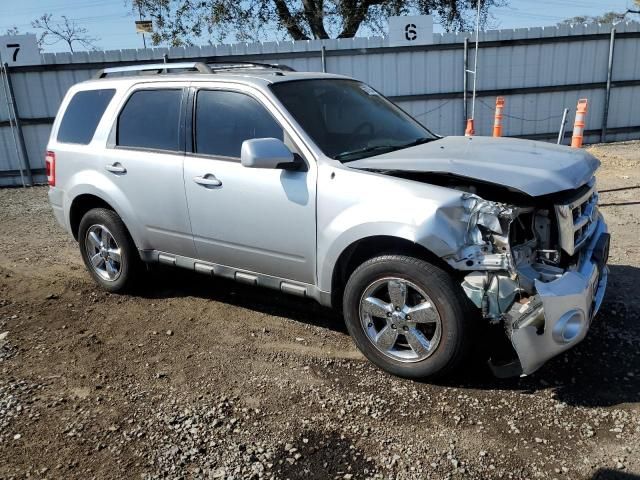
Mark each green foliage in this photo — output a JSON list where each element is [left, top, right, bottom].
[[133, 0, 503, 46], [558, 11, 625, 26]]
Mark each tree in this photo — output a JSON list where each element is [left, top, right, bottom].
[[626, 0, 640, 15], [132, 0, 501, 46], [558, 11, 625, 26], [4, 27, 21, 36], [31, 14, 99, 52]]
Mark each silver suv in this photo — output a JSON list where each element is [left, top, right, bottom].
[[47, 62, 609, 379]]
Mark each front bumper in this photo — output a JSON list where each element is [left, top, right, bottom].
[[510, 217, 609, 375]]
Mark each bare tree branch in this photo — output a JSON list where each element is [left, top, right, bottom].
[[31, 14, 99, 53]]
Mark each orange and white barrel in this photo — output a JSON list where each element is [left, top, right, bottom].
[[571, 99, 589, 148], [492, 97, 505, 137]]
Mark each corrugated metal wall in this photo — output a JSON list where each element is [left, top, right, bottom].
[[1, 22, 639, 186]]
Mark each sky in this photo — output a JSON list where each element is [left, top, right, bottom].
[[0, 0, 636, 53]]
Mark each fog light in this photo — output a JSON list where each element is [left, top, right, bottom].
[[552, 310, 585, 343]]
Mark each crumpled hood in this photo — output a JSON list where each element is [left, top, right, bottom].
[[347, 136, 600, 196]]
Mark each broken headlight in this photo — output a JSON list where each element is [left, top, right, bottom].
[[463, 194, 518, 248]]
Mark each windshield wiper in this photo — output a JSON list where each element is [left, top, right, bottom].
[[336, 137, 436, 162], [335, 144, 400, 161], [398, 136, 435, 149]]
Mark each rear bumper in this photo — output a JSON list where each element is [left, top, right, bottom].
[[510, 216, 609, 375], [48, 187, 67, 231]]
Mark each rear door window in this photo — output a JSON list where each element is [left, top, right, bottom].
[[117, 89, 183, 152], [57, 89, 116, 144], [194, 90, 283, 158]]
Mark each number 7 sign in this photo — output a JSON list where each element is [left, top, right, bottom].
[[6, 44, 20, 62], [0, 34, 41, 67]]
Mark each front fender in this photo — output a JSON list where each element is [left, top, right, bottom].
[[316, 163, 469, 292]]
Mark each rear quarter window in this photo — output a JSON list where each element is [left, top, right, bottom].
[[57, 89, 116, 144]]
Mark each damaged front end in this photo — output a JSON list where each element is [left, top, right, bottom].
[[445, 179, 610, 376]]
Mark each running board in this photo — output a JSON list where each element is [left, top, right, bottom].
[[138, 249, 331, 306]]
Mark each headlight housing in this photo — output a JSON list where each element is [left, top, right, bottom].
[[462, 194, 518, 246]]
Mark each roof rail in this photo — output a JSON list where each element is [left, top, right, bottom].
[[94, 62, 212, 79], [207, 61, 296, 72]]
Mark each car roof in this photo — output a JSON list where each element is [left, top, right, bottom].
[[76, 70, 351, 90]]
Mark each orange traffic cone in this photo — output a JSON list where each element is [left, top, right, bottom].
[[571, 99, 588, 148]]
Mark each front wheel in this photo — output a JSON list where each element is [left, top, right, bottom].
[[343, 255, 472, 379]]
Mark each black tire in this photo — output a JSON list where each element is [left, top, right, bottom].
[[342, 255, 473, 380], [78, 208, 141, 293]]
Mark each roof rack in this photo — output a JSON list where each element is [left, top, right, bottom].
[[208, 61, 296, 72], [93, 60, 296, 79], [95, 62, 212, 79]]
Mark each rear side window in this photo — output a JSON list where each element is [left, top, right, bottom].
[[57, 89, 115, 144], [117, 89, 182, 151], [195, 90, 283, 158]]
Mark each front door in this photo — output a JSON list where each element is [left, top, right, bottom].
[[183, 87, 316, 284]]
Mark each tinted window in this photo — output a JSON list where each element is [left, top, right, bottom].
[[270, 79, 434, 161], [195, 90, 283, 158], [117, 89, 182, 151], [57, 89, 115, 144]]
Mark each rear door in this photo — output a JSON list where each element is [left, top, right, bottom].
[[183, 84, 317, 284], [102, 84, 196, 257]]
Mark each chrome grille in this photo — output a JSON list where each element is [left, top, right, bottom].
[[555, 178, 599, 256]]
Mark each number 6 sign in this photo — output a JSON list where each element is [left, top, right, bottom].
[[388, 15, 433, 47], [0, 34, 41, 67]]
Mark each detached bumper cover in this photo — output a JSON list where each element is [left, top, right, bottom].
[[510, 217, 609, 375]]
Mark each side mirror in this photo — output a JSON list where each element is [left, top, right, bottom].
[[241, 138, 298, 170]]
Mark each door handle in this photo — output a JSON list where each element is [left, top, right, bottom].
[[193, 174, 222, 187], [105, 163, 126, 174]]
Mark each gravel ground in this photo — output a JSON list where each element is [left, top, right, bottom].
[[0, 141, 639, 480]]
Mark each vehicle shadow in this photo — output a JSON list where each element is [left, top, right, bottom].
[[600, 201, 640, 207], [135, 265, 348, 334], [135, 263, 639, 408], [440, 263, 640, 408], [270, 429, 377, 479], [591, 469, 640, 480]]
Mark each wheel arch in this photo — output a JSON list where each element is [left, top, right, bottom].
[[65, 170, 151, 252], [69, 194, 116, 241], [329, 235, 458, 310]]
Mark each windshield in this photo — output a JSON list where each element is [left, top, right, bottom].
[[270, 79, 436, 162]]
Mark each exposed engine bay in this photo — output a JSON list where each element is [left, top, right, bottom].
[[381, 170, 610, 376]]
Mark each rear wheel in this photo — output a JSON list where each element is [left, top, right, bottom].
[[343, 255, 472, 379], [78, 208, 140, 293]]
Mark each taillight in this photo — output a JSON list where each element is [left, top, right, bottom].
[[45, 151, 55, 186]]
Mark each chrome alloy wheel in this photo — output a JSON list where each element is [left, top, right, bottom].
[[84, 224, 122, 281], [359, 277, 442, 362]]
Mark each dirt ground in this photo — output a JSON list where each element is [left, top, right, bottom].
[[0, 141, 639, 480]]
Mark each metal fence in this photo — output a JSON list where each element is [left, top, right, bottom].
[[1, 21, 639, 186]]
